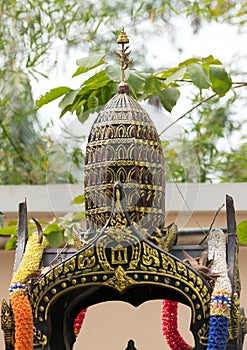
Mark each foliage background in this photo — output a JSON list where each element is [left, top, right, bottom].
[[1, 0, 247, 246], [1, 0, 247, 185]]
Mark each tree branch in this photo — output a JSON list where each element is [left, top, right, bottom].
[[159, 92, 217, 137], [158, 82, 247, 138]]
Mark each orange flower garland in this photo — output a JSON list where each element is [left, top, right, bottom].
[[9, 232, 47, 350], [10, 290, 33, 350]]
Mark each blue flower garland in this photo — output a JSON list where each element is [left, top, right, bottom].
[[207, 290, 231, 350], [206, 229, 232, 350]]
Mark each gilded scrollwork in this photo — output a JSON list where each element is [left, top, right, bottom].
[[96, 227, 141, 272], [1, 299, 15, 349], [198, 322, 210, 346], [103, 266, 135, 292], [228, 291, 241, 340], [141, 242, 160, 269], [33, 327, 48, 348], [63, 256, 76, 274], [160, 252, 177, 274], [176, 261, 188, 279], [78, 247, 96, 271]]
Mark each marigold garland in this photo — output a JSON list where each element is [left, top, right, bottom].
[[10, 290, 34, 350], [74, 308, 88, 337], [9, 232, 47, 350], [162, 299, 193, 350]]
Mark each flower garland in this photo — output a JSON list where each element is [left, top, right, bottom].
[[9, 232, 47, 350], [206, 229, 232, 350], [74, 308, 88, 338], [162, 299, 193, 350], [162, 229, 232, 350]]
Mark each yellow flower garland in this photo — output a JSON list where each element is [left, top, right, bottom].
[[11, 233, 47, 284], [10, 232, 47, 350]]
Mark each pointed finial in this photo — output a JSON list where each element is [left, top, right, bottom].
[[115, 27, 133, 92], [117, 27, 129, 44]]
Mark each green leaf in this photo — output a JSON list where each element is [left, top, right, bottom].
[[187, 63, 211, 89], [127, 70, 145, 96], [202, 55, 222, 65], [80, 70, 110, 91], [0, 226, 16, 236], [237, 220, 247, 245], [58, 89, 80, 110], [144, 74, 161, 95], [76, 106, 90, 124], [179, 57, 201, 66], [5, 236, 16, 250], [72, 212, 85, 221], [165, 67, 187, 85], [105, 65, 123, 82], [45, 231, 64, 248], [87, 93, 99, 110], [155, 66, 179, 80], [209, 65, 232, 96], [36, 87, 71, 107], [71, 195, 85, 204], [43, 223, 61, 235], [160, 87, 180, 112], [73, 54, 105, 77], [100, 83, 115, 104]]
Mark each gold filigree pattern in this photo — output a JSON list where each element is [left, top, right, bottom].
[[104, 266, 135, 291], [84, 91, 166, 234], [1, 299, 15, 348], [198, 322, 210, 346]]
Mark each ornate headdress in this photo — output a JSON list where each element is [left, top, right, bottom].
[[1, 28, 246, 350]]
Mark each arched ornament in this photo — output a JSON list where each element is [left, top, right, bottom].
[[30, 183, 211, 350]]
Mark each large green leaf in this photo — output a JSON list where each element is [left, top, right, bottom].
[[144, 74, 161, 95], [43, 223, 61, 235], [87, 93, 99, 110], [80, 70, 111, 91], [160, 87, 180, 112], [45, 231, 64, 248], [73, 54, 105, 77], [127, 70, 145, 96], [187, 63, 211, 89], [237, 220, 247, 245], [58, 89, 80, 110], [36, 86, 71, 107], [100, 83, 115, 104], [105, 65, 123, 82], [209, 65, 232, 96], [43, 223, 64, 248]]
